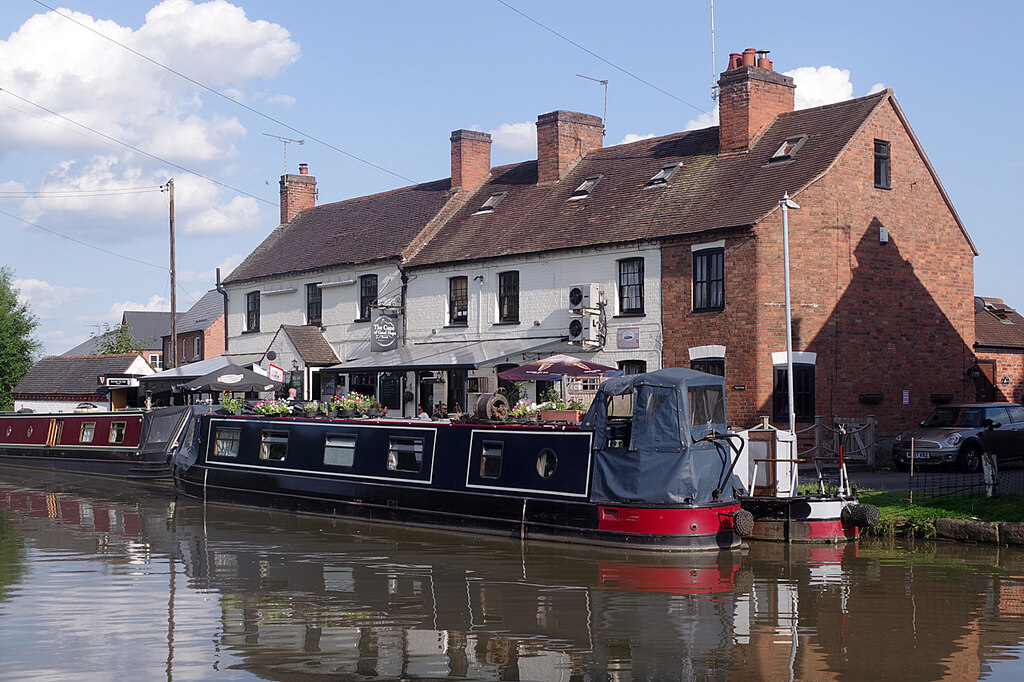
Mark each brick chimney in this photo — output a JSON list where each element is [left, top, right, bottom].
[[279, 163, 316, 224], [535, 110, 603, 184], [450, 129, 491, 190], [717, 48, 795, 156]]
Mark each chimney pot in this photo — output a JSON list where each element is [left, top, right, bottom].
[[299, 163, 308, 175], [728, 53, 742, 70], [280, 165, 316, 223], [717, 49, 795, 156]]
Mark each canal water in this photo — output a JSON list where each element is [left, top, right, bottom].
[[1, 470, 1024, 681]]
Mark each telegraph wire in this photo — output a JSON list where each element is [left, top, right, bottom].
[[0, 87, 276, 208], [33, 0, 419, 185], [0, 186, 164, 199], [494, 0, 710, 115]]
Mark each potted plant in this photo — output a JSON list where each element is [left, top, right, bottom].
[[303, 399, 322, 417], [537, 391, 587, 423], [510, 399, 540, 421], [253, 398, 291, 417], [330, 392, 364, 417], [219, 394, 245, 415]]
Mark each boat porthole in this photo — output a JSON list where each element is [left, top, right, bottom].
[[26, 426, 32, 437], [5, 426, 10, 437], [536, 449, 557, 479]]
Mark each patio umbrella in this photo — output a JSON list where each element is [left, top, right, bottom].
[[497, 354, 622, 381], [182, 363, 283, 393]]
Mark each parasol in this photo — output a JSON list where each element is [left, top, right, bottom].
[[182, 363, 283, 393], [497, 354, 622, 381]]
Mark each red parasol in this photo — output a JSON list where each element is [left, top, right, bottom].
[[497, 354, 622, 381]]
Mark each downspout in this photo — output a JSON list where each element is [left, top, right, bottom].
[[401, 266, 411, 417], [216, 268, 228, 355]]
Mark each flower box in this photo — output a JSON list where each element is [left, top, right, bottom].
[[539, 409, 583, 423]]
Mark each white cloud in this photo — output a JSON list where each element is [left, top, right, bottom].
[[184, 195, 260, 234], [619, 133, 656, 145], [784, 66, 854, 110], [108, 295, 171, 317], [684, 107, 719, 131], [0, 0, 299, 160], [13, 278, 99, 316], [488, 122, 535, 153], [179, 253, 245, 284], [867, 82, 887, 95]]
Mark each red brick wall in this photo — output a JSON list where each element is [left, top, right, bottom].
[[718, 66, 795, 155], [975, 350, 1024, 403], [279, 172, 316, 224], [203, 314, 226, 361], [536, 110, 603, 184], [663, 98, 975, 434], [450, 129, 491, 190]]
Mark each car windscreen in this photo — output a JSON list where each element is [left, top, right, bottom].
[[923, 407, 983, 428]]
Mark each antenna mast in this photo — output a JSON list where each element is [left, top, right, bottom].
[[576, 74, 608, 136], [710, 0, 718, 100], [263, 133, 305, 175]]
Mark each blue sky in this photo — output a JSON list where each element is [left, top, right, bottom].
[[1, 0, 1021, 356]]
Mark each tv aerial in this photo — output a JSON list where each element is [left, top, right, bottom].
[[263, 133, 305, 175]]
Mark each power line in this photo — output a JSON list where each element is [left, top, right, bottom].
[[494, 0, 710, 115], [0, 186, 164, 199], [0, 86, 276, 208], [33, 0, 419, 186]]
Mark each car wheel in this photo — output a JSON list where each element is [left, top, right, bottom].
[[960, 444, 982, 474]]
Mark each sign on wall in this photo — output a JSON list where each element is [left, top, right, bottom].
[[268, 364, 284, 382], [616, 327, 640, 349], [371, 310, 401, 352]]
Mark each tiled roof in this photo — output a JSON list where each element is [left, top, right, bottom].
[[175, 290, 223, 334], [280, 325, 339, 365], [14, 354, 144, 395], [407, 91, 890, 266], [975, 297, 1024, 349], [61, 311, 181, 356], [225, 180, 456, 284]]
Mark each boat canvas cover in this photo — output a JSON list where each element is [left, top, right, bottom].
[[583, 368, 740, 505], [138, 406, 194, 455], [169, 406, 217, 469]]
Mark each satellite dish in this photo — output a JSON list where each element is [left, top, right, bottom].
[[267, 350, 278, 361]]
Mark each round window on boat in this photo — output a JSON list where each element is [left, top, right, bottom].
[[26, 426, 33, 437], [536, 448, 557, 479], [5, 426, 10, 437]]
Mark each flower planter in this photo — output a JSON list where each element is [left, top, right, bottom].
[[539, 409, 583, 423], [338, 409, 359, 418]]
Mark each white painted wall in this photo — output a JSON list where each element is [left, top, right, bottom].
[[14, 399, 111, 413]]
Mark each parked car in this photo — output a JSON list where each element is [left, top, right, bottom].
[[892, 403, 1024, 473]]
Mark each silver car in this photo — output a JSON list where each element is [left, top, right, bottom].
[[892, 403, 1024, 473]]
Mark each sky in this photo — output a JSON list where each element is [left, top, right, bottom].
[[1, 0, 1021, 357]]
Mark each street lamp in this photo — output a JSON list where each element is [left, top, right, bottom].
[[779, 192, 800, 435]]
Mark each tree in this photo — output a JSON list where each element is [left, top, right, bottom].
[[0, 267, 41, 411], [91, 321, 150, 355]]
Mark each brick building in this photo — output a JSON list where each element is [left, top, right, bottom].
[[973, 297, 1024, 404], [222, 48, 976, 431], [160, 289, 225, 369]]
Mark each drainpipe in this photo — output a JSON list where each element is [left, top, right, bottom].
[[216, 268, 229, 354]]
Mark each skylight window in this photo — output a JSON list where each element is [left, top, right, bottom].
[[568, 175, 603, 201], [770, 135, 808, 163], [985, 301, 1016, 325], [474, 192, 508, 215], [645, 163, 682, 187]]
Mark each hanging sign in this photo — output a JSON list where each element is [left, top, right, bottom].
[[616, 327, 640, 349], [268, 364, 284, 382], [371, 310, 401, 352]]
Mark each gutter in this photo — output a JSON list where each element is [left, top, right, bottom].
[[216, 268, 229, 354]]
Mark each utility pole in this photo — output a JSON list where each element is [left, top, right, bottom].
[[167, 178, 177, 369]]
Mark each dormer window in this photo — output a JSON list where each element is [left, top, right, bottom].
[[474, 192, 508, 215], [645, 163, 682, 187], [568, 175, 603, 201], [770, 135, 808, 163]]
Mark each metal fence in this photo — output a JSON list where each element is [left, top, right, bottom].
[[794, 416, 877, 468], [908, 456, 1024, 498]]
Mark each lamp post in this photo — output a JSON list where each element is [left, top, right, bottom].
[[779, 192, 800, 435]]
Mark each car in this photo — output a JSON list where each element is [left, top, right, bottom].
[[891, 402, 1024, 473]]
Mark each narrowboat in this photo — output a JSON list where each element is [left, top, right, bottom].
[[732, 421, 879, 542], [173, 368, 747, 551], [0, 406, 199, 479]]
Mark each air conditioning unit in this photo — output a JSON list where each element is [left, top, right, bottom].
[[569, 315, 600, 342], [568, 283, 600, 314]]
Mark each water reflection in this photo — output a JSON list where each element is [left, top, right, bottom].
[[0, 469, 1023, 680]]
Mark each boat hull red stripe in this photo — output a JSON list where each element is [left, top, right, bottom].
[[750, 518, 859, 543], [597, 504, 740, 536]]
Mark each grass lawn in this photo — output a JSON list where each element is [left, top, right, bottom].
[[858, 489, 1024, 537]]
